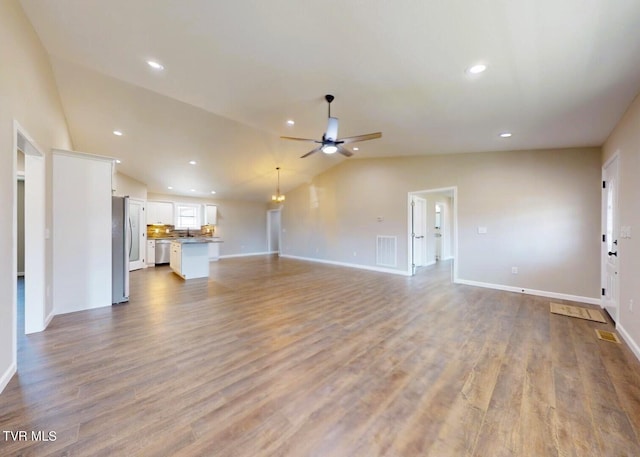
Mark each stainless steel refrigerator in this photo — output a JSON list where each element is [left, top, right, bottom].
[[112, 196, 130, 304]]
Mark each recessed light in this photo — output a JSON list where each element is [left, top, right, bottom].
[[113, 130, 123, 136], [115, 159, 122, 164], [189, 160, 197, 165], [147, 60, 164, 70], [190, 189, 196, 192], [467, 63, 487, 75], [167, 186, 173, 190], [353, 147, 359, 151], [211, 191, 216, 194], [286, 120, 295, 126], [500, 132, 512, 138]]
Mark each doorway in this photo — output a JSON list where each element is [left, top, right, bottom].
[[14, 121, 47, 340], [602, 154, 619, 322], [408, 187, 457, 277], [267, 209, 282, 254]]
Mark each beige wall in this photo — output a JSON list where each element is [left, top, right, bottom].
[[281, 147, 601, 300], [147, 193, 269, 256], [0, 0, 73, 390], [602, 92, 640, 355], [113, 171, 147, 200]]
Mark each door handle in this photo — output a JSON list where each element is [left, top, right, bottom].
[[608, 251, 618, 257], [415, 235, 424, 239], [128, 218, 133, 257]]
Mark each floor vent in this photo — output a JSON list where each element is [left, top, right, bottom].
[[376, 236, 397, 267], [595, 329, 621, 344]]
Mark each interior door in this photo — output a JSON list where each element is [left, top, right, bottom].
[[128, 198, 145, 271], [24, 152, 46, 334], [412, 197, 427, 272], [434, 203, 443, 261], [602, 156, 619, 322]]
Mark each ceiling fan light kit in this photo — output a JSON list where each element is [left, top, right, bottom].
[[280, 94, 382, 159]]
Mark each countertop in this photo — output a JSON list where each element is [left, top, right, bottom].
[[170, 237, 223, 244]]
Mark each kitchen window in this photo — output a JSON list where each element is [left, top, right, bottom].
[[175, 204, 201, 229]]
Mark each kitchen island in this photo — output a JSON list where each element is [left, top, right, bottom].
[[170, 239, 218, 279]]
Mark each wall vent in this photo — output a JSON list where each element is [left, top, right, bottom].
[[376, 236, 397, 267]]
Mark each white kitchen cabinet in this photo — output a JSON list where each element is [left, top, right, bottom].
[[208, 240, 220, 261], [146, 240, 156, 267], [147, 201, 174, 225], [170, 242, 181, 274], [170, 240, 209, 279], [205, 204, 217, 225]]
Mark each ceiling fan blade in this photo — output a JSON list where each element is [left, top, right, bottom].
[[339, 132, 382, 144], [337, 145, 354, 157], [325, 117, 339, 141], [300, 146, 323, 158], [280, 136, 319, 142]]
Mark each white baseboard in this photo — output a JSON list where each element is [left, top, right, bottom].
[[44, 310, 54, 329], [280, 254, 411, 276], [0, 361, 17, 394], [617, 324, 640, 362], [454, 278, 600, 305], [219, 251, 273, 259]]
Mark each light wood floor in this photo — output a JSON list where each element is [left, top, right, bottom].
[[2, 257, 640, 456]]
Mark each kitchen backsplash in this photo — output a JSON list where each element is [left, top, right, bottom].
[[147, 224, 216, 239]]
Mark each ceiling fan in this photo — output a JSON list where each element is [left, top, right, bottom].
[[281, 94, 382, 158]]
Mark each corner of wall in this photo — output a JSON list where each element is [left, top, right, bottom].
[[0, 361, 17, 394]]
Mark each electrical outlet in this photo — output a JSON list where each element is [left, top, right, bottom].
[[511, 267, 518, 274], [353, 251, 357, 257]]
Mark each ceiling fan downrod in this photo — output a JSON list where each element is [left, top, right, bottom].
[[325, 94, 334, 118]]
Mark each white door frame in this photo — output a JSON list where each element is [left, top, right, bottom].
[[267, 209, 282, 254], [13, 120, 48, 343], [601, 153, 620, 322], [408, 186, 458, 279]]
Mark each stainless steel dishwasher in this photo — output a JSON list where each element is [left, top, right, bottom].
[[155, 239, 172, 264]]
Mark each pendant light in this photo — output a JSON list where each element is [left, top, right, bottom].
[[271, 167, 285, 202]]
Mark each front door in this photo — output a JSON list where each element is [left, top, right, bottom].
[[602, 155, 619, 322], [129, 198, 145, 271]]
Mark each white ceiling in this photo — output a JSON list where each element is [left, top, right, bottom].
[[19, 0, 640, 201]]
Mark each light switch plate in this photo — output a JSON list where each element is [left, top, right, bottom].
[[478, 226, 488, 234]]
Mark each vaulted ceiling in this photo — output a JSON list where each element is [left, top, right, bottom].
[[19, 0, 640, 200]]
